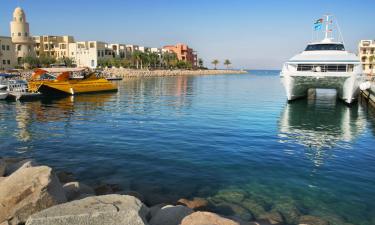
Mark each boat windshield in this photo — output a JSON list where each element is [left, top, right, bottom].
[[305, 44, 345, 51]]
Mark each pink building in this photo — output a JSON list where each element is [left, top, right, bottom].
[[163, 43, 197, 68]]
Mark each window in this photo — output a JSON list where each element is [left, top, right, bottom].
[[17, 45, 21, 51], [19, 17, 23, 22], [12, 33, 14, 37], [25, 32, 28, 37], [1, 45, 5, 51], [2, 60, 6, 65], [98, 50, 100, 57], [305, 44, 345, 51], [91, 60, 95, 67], [90, 43, 95, 48], [297, 64, 350, 72], [7, 60, 10, 65], [6, 45, 10, 51], [18, 32, 21, 37]]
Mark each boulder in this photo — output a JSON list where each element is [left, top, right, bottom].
[[63, 182, 95, 201], [177, 197, 209, 210], [299, 215, 329, 225], [181, 211, 240, 225], [0, 158, 5, 176], [149, 203, 168, 219], [26, 194, 149, 225], [150, 205, 193, 225], [56, 171, 76, 184], [0, 166, 67, 225]]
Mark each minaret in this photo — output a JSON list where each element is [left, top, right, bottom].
[[10, 7, 35, 63]]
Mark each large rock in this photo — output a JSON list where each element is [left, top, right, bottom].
[[272, 201, 300, 225], [0, 166, 67, 225], [26, 194, 149, 225], [241, 198, 267, 219], [177, 197, 209, 210], [181, 211, 240, 225], [63, 182, 95, 201], [150, 205, 193, 225]]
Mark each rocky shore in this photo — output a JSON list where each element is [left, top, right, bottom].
[[101, 68, 248, 78], [0, 157, 351, 225]]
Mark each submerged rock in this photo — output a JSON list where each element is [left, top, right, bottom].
[[149, 205, 193, 225], [63, 181, 95, 201], [298, 215, 329, 225], [272, 201, 301, 225], [177, 197, 209, 210], [212, 202, 254, 221], [25, 194, 149, 225], [181, 211, 240, 225], [241, 198, 267, 219], [213, 189, 247, 203], [258, 212, 284, 225], [94, 183, 122, 195], [0, 166, 67, 225], [149, 203, 168, 220]]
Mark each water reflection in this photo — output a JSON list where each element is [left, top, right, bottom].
[[278, 90, 366, 155]]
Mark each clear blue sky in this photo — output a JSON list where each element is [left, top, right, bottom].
[[1, 0, 374, 69]]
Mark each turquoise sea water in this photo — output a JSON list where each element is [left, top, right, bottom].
[[1, 70, 375, 224]]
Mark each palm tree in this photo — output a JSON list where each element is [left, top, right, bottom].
[[211, 59, 219, 70], [148, 52, 159, 69], [162, 52, 177, 69], [224, 59, 231, 69], [131, 51, 142, 69], [198, 58, 204, 68]]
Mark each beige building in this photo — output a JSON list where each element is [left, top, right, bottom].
[[68, 41, 114, 68], [10, 7, 35, 63], [0, 36, 17, 70], [33, 35, 75, 59], [359, 40, 375, 75]]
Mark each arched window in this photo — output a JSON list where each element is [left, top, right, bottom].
[[20, 17, 23, 22]]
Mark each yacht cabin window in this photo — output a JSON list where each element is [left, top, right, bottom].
[[305, 44, 345, 51]]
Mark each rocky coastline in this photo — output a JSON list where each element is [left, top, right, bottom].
[[101, 68, 248, 78], [0, 157, 351, 225]]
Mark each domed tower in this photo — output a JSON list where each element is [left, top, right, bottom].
[[10, 7, 35, 63]]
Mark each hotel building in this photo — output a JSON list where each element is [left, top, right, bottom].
[[359, 40, 375, 75], [33, 35, 75, 59], [0, 36, 16, 70], [163, 44, 198, 67]]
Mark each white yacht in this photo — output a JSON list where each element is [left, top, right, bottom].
[[280, 15, 363, 104]]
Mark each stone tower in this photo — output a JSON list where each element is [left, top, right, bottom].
[[10, 7, 35, 63]]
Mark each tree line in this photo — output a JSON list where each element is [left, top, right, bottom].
[[21, 51, 207, 70]]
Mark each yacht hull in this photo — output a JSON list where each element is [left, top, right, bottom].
[[281, 72, 361, 104]]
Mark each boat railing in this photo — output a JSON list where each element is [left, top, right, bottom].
[[296, 64, 354, 72]]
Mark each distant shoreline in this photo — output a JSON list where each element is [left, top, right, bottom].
[[102, 68, 248, 78]]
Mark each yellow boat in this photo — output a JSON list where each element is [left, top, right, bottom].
[[28, 69, 117, 95]]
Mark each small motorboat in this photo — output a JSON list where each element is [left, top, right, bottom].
[[28, 68, 118, 96], [0, 92, 8, 100]]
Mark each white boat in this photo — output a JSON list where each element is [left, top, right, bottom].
[[0, 92, 8, 100], [280, 15, 363, 104]]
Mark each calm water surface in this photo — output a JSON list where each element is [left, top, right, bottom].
[[1, 70, 375, 224]]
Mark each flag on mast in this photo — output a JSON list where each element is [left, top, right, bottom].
[[314, 18, 323, 30]]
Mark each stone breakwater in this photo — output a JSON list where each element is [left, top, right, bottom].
[[102, 68, 248, 78], [0, 157, 348, 225]]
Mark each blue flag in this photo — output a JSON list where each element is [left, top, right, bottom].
[[314, 24, 322, 31]]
